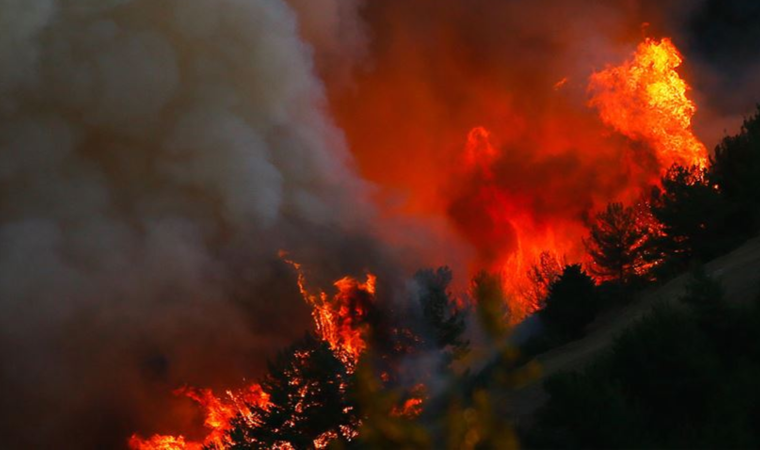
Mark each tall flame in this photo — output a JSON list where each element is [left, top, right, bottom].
[[452, 37, 707, 319], [460, 126, 579, 320], [589, 38, 708, 169], [280, 252, 375, 367], [129, 384, 270, 450]]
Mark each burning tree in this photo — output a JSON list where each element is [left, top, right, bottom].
[[525, 251, 565, 311], [584, 202, 660, 284], [224, 334, 358, 449]]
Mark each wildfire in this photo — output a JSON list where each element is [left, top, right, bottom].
[[449, 37, 708, 319], [458, 126, 580, 320], [130, 257, 373, 449], [128, 435, 199, 450], [589, 38, 708, 169], [129, 33, 711, 450], [129, 384, 270, 450], [391, 397, 425, 418], [390, 383, 427, 418], [281, 252, 375, 367]]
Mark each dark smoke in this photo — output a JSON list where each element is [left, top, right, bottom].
[[677, 0, 760, 146], [0, 0, 381, 448]]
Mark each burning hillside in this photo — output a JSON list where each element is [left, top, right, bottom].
[[1, 0, 758, 448], [128, 35, 710, 446], [442, 37, 708, 318]]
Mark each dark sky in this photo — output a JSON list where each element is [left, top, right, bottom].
[[681, 0, 760, 116]]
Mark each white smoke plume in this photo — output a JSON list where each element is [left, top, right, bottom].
[[0, 0, 378, 447]]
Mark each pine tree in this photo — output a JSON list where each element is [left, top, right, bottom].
[[650, 164, 733, 263], [539, 265, 599, 339], [709, 105, 760, 234], [584, 202, 659, 284], [225, 334, 357, 449]]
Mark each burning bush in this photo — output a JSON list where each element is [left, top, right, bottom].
[[584, 202, 662, 285]]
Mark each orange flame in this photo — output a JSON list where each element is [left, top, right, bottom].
[[390, 383, 427, 418], [589, 38, 708, 169], [281, 252, 375, 367], [452, 38, 706, 319], [129, 384, 270, 450], [391, 397, 425, 418], [130, 258, 371, 449], [459, 126, 581, 320], [128, 435, 199, 450]]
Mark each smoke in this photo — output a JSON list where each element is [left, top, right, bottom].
[[324, 0, 666, 286], [285, 0, 368, 86], [2, 0, 757, 447], [676, 0, 760, 147], [323, 0, 759, 289], [0, 0, 384, 447]]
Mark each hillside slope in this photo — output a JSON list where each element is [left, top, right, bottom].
[[503, 235, 760, 424]]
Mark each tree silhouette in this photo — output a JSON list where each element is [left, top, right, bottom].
[[584, 202, 659, 284], [650, 164, 734, 263], [709, 105, 760, 235], [413, 267, 469, 359], [539, 265, 599, 339]]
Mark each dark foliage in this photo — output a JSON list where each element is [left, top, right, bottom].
[[538, 265, 599, 340], [414, 267, 470, 359], [525, 272, 760, 449], [650, 164, 738, 266], [710, 105, 760, 234], [225, 334, 357, 449]]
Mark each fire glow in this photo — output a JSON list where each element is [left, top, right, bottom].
[[130, 35, 708, 449], [281, 253, 376, 368], [129, 384, 270, 450], [590, 38, 708, 170], [130, 258, 374, 449], [450, 37, 708, 318]]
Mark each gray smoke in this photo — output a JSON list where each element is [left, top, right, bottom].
[[285, 0, 368, 86], [0, 0, 379, 447]]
